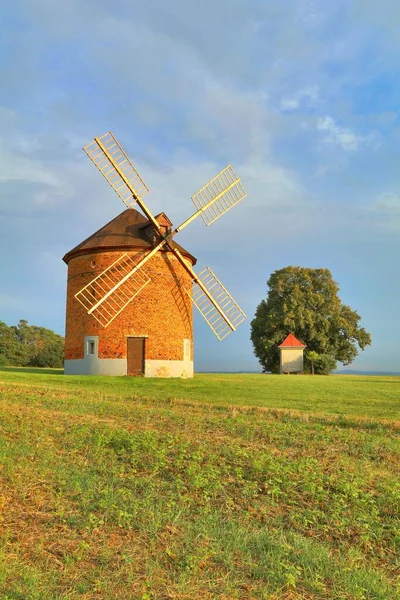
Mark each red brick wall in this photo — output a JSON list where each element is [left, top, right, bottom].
[[64, 250, 194, 361]]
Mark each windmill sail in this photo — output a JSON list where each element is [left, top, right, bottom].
[[80, 132, 248, 337], [188, 267, 246, 340], [75, 253, 151, 327], [191, 165, 247, 226], [84, 132, 149, 208]]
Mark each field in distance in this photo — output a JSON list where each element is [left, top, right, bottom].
[[0, 368, 399, 599]]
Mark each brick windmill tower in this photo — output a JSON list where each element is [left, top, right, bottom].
[[63, 132, 248, 377]]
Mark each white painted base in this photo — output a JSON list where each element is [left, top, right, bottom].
[[64, 357, 193, 378], [145, 359, 193, 378], [64, 357, 127, 376]]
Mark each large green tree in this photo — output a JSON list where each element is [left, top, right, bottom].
[[250, 267, 371, 374]]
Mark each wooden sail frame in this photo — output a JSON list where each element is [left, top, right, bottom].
[[77, 132, 247, 337], [188, 268, 247, 340], [84, 132, 149, 208]]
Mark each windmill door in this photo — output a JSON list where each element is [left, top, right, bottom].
[[127, 337, 145, 376]]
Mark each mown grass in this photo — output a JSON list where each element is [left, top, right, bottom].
[[0, 368, 399, 599], [1, 367, 400, 418]]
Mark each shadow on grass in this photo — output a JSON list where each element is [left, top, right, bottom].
[[0, 366, 63, 376]]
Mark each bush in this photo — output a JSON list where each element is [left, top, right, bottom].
[[29, 342, 64, 368], [305, 352, 337, 375], [315, 354, 337, 375]]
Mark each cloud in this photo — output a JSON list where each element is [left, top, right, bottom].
[[280, 85, 319, 111], [377, 193, 400, 213], [366, 192, 400, 232], [0, 139, 58, 188], [317, 116, 366, 151], [0, 135, 82, 218], [353, 0, 400, 43]]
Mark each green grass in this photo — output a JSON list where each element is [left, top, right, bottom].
[[1, 366, 400, 419], [0, 368, 399, 599]]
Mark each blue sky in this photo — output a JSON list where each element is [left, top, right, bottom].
[[1, 0, 399, 372]]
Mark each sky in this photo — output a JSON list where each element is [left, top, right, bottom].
[[1, 0, 400, 373]]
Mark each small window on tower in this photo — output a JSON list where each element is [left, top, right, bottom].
[[84, 336, 98, 358]]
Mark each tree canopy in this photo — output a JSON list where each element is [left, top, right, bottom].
[[0, 319, 64, 368], [250, 267, 371, 374]]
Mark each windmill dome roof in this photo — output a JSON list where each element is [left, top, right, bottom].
[[62, 208, 197, 265]]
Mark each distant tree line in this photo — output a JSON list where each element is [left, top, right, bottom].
[[0, 319, 64, 368]]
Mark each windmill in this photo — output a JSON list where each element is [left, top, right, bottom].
[[63, 132, 247, 377]]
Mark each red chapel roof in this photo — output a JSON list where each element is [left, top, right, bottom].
[[278, 333, 306, 348]]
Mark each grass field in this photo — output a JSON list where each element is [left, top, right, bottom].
[[0, 368, 399, 599]]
